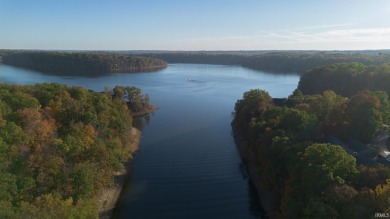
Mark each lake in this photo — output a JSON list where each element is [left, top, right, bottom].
[[0, 63, 299, 218]]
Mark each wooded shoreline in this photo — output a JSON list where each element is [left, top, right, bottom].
[[235, 135, 279, 218], [99, 104, 158, 218], [129, 104, 159, 117], [4, 50, 390, 76], [98, 128, 141, 219], [1, 51, 167, 76], [232, 79, 390, 217]]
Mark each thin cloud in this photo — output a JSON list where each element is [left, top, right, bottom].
[[284, 30, 325, 41], [270, 27, 390, 43], [267, 32, 300, 41], [324, 28, 390, 38], [179, 35, 255, 42], [297, 23, 354, 31], [176, 27, 390, 50]]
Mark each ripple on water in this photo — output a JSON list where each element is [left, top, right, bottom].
[[0, 64, 298, 219]]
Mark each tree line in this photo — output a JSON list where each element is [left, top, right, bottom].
[[298, 62, 390, 96], [110, 85, 151, 114], [232, 89, 390, 218], [1, 51, 167, 76], [141, 51, 390, 74], [0, 83, 147, 218], [4, 50, 390, 76], [241, 52, 390, 74]]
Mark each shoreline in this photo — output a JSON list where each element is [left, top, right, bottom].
[[98, 127, 141, 219], [98, 103, 158, 218], [129, 104, 159, 117], [235, 135, 279, 219]]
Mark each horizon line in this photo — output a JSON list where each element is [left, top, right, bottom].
[[1, 48, 390, 52]]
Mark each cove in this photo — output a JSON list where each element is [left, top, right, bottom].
[[0, 63, 299, 218]]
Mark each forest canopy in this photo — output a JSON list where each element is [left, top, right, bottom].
[[232, 89, 390, 218], [141, 51, 390, 74], [1, 51, 167, 76], [0, 83, 145, 218], [3, 50, 390, 76], [298, 62, 390, 96]]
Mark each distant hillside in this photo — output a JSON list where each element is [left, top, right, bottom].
[[140, 51, 390, 74], [1, 51, 167, 76], [4, 50, 390, 76], [297, 62, 390, 96], [141, 52, 247, 65], [241, 52, 390, 74]]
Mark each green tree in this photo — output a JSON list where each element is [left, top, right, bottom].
[[144, 94, 150, 109], [302, 144, 357, 187], [0, 165, 17, 202], [282, 144, 358, 218], [346, 92, 383, 142], [113, 86, 125, 101], [233, 89, 273, 133], [370, 90, 390, 124], [124, 86, 143, 112]]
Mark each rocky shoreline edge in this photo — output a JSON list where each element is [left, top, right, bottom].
[[97, 103, 159, 218], [98, 127, 141, 219]]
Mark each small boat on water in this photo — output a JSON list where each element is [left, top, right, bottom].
[[187, 78, 191, 81]]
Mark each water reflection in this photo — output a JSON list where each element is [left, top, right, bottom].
[[248, 180, 268, 218], [0, 63, 299, 219]]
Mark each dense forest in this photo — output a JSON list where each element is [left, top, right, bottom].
[[241, 52, 390, 74], [0, 83, 150, 218], [232, 89, 390, 218], [298, 62, 390, 96], [142, 52, 246, 65], [3, 50, 390, 76], [142, 51, 390, 74], [1, 51, 167, 76]]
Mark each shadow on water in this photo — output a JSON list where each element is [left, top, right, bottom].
[[112, 116, 268, 219], [111, 115, 151, 219], [248, 179, 268, 219], [132, 112, 153, 130], [239, 162, 268, 219], [112, 180, 267, 219]]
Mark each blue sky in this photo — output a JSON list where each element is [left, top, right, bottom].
[[1, 0, 390, 50]]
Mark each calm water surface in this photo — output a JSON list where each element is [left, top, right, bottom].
[[0, 64, 299, 218]]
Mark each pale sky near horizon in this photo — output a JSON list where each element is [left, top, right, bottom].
[[1, 0, 390, 50]]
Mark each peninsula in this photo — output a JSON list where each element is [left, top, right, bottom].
[[0, 82, 152, 218], [1, 51, 167, 76], [232, 62, 390, 218]]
